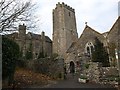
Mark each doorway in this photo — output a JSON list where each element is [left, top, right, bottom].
[[69, 61, 75, 73]]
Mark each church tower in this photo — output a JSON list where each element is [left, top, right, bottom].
[[52, 2, 78, 58]]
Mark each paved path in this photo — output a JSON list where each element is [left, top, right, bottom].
[[43, 73, 117, 89]]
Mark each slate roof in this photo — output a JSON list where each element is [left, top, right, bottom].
[[26, 32, 52, 42], [5, 32, 52, 43], [26, 32, 40, 40], [45, 36, 52, 43]]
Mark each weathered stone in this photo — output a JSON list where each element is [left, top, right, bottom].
[[101, 67, 119, 77], [78, 78, 86, 83], [6, 25, 52, 59]]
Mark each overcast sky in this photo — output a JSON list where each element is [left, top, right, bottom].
[[31, 0, 119, 39]]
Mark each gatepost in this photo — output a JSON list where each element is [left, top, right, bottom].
[[118, 1, 120, 77]]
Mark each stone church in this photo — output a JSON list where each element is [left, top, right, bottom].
[[52, 2, 119, 72]]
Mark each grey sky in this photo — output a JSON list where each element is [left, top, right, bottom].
[[118, 1, 120, 16], [31, 0, 119, 39]]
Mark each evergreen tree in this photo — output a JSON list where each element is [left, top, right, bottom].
[[2, 36, 20, 85], [92, 37, 110, 67]]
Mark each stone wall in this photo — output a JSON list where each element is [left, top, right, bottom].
[[83, 62, 102, 83], [81, 61, 119, 83], [100, 67, 119, 77], [26, 57, 64, 79]]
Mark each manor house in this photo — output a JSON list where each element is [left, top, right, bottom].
[[6, 24, 52, 59]]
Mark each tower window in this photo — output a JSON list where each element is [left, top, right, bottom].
[[69, 12, 71, 16]]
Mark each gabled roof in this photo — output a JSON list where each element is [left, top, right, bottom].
[[79, 25, 103, 39], [78, 25, 105, 44], [75, 25, 105, 54], [66, 25, 105, 54], [107, 16, 120, 37]]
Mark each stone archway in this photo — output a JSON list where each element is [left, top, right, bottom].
[[69, 61, 75, 74]]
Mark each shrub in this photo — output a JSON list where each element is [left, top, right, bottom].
[[84, 64, 90, 69]]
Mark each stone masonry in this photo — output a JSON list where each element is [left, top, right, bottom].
[[52, 2, 78, 58]]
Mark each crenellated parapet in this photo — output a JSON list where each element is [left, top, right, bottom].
[[55, 2, 75, 12]]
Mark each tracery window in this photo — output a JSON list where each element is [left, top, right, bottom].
[[85, 42, 94, 56]]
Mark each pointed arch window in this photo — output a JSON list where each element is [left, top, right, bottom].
[[85, 42, 94, 56]]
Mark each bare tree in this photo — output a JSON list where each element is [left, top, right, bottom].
[[0, 0, 37, 33]]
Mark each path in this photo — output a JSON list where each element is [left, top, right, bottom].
[[42, 73, 117, 89]]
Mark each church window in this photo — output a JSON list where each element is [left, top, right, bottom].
[[85, 42, 94, 57], [87, 47, 90, 54], [69, 12, 71, 16]]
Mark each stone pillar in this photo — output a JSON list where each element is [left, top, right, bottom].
[[118, 1, 120, 77], [0, 35, 2, 90]]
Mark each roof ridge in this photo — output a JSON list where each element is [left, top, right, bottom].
[[85, 25, 102, 35]]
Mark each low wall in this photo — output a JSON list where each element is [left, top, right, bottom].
[[82, 62, 119, 83], [101, 67, 119, 77]]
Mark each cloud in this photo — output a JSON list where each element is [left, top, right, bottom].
[[31, 0, 119, 39]]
